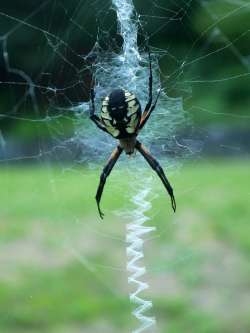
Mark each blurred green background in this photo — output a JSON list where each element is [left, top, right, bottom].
[[0, 0, 250, 332]]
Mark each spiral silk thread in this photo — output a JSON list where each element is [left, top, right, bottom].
[[112, 1, 157, 330], [126, 187, 156, 332]]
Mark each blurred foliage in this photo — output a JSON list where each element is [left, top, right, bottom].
[[1, 160, 250, 332]]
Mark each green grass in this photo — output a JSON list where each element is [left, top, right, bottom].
[[1, 159, 250, 332]]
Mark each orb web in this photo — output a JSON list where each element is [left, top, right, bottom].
[[1, 1, 250, 332]]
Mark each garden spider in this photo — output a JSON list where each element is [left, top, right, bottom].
[[90, 50, 176, 219]]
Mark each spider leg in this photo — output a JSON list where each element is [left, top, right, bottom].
[[144, 47, 153, 114], [139, 48, 152, 130], [139, 48, 161, 130], [139, 88, 161, 130], [96, 146, 123, 219], [135, 141, 176, 212], [89, 87, 108, 133]]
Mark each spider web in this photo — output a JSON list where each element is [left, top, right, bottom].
[[1, 1, 250, 332]]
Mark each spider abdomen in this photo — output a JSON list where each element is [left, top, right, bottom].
[[101, 89, 141, 139]]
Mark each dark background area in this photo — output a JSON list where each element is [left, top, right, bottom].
[[0, 0, 250, 160]]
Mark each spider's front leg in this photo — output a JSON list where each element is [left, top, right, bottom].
[[136, 141, 176, 212], [95, 146, 123, 219]]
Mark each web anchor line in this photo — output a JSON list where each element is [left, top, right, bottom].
[[126, 187, 156, 333]]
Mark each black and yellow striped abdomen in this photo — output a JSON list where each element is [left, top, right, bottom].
[[100, 89, 141, 139]]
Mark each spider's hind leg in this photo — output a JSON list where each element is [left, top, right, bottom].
[[90, 88, 95, 117], [95, 146, 123, 219], [135, 141, 176, 212], [145, 46, 153, 113], [89, 87, 108, 133], [139, 48, 161, 130]]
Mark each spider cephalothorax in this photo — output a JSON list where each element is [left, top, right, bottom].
[[90, 50, 176, 219]]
